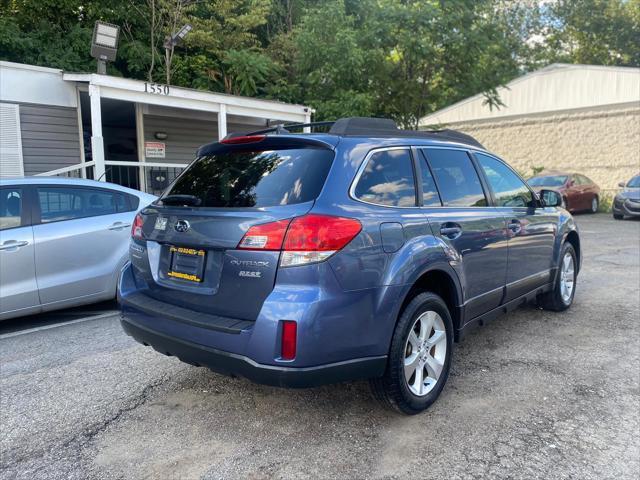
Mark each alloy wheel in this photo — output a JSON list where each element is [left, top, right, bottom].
[[560, 252, 575, 303], [403, 310, 447, 397]]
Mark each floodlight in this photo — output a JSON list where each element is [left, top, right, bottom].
[[91, 21, 120, 74], [164, 24, 192, 48]]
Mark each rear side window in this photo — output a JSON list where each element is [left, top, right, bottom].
[[163, 147, 333, 208], [424, 149, 487, 207], [418, 151, 442, 206], [0, 188, 23, 231], [37, 187, 123, 223], [354, 149, 416, 207], [476, 154, 533, 207]]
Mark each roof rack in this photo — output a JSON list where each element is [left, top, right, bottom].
[[224, 117, 484, 149]]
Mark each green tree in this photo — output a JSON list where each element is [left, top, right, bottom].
[[544, 0, 640, 66]]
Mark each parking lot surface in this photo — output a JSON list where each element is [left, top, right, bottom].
[[1, 214, 638, 480]]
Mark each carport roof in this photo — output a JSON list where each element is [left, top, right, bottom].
[[63, 72, 312, 123]]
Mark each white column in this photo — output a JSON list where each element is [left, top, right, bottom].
[[135, 103, 146, 191], [88, 84, 106, 181], [217, 103, 227, 140], [303, 112, 312, 133]]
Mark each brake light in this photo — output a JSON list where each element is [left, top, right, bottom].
[[280, 214, 361, 267], [220, 135, 266, 145], [281, 321, 297, 360], [131, 213, 144, 239], [237, 219, 291, 250], [236, 214, 361, 267]]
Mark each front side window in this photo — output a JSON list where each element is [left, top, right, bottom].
[[354, 149, 417, 207], [163, 147, 334, 208], [424, 149, 487, 207], [0, 188, 22, 231], [476, 154, 533, 208], [38, 187, 121, 223]]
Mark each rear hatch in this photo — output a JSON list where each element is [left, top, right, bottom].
[[131, 136, 335, 321]]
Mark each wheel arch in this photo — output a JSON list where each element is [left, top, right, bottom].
[[565, 230, 581, 273], [396, 267, 463, 342]]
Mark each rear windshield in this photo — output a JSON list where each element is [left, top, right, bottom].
[[527, 175, 567, 187], [162, 147, 334, 207]]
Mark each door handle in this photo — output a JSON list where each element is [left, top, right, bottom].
[[440, 224, 462, 239], [508, 219, 522, 235], [0, 240, 29, 251], [108, 222, 131, 231]]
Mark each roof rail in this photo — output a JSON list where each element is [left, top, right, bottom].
[[223, 117, 484, 149]]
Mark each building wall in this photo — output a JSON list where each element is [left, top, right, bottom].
[[452, 105, 640, 194], [143, 114, 262, 163], [19, 103, 81, 176]]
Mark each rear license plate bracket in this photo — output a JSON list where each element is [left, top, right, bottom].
[[167, 246, 206, 283]]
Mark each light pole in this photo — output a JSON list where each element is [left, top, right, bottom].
[[90, 21, 120, 74], [163, 24, 192, 85]]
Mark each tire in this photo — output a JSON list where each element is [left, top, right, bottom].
[[540, 242, 577, 311], [370, 292, 453, 415], [590, 196, 599, 213], [613, 213, 624, 220]]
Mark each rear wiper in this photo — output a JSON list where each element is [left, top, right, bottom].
[[161, 194, 202, 206]]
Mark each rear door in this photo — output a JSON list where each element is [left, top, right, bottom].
[[0, 186, 40, 318], [33, 185, 135, 306], [131, 139, 335, 321], [420, 148, 509, 320], [474, 153, 556, 301]]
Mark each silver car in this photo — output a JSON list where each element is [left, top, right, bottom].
[[0, 177, 156, 320]]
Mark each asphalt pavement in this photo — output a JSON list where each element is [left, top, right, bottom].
[[1, 214, 638, 479]]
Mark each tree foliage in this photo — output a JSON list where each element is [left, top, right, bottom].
[[1, 0, 637, 125]]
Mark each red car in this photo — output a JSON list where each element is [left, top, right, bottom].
[[528, 172, 601, 213]]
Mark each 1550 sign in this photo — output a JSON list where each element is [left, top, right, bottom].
[[144, 82, 170, 95]]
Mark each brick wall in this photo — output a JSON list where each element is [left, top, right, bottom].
[[452, 105, 640, 194]]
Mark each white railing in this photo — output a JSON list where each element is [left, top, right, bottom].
[[38, 160, 190, 195], [35, 161, 95, 177]]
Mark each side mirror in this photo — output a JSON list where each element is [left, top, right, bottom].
[[618, 181, 626, 188], [540, 189, 562, 207]]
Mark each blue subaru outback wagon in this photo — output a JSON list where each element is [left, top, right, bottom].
[[120, 117, 580, 414]]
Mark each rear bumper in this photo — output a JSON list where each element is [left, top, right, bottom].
[[121, 316, 386, 388]]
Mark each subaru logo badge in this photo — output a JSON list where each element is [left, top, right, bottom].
[[174, 220, 190, 233]]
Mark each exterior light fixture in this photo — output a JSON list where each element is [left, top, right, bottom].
[[90, 21, 120, 74], [163, 24, 192, 85], [154, 132, 168, 140]]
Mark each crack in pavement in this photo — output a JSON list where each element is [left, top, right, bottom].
[[1, 373, 171, 474]]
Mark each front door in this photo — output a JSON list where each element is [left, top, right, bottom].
[[0, 186, 40, 318], [474, 153, 557, 302], [420, 148, 509, 321]]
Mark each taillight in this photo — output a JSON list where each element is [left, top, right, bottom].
[[280, 214, 361, 267], [131, 213, 144, 239], [237, 219, 291, 250], [236, 214, 361, 267], [281, 321, 297, 360]]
